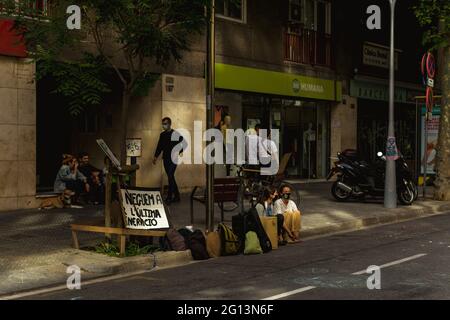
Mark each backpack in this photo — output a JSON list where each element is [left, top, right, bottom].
[[186, 230, 210, 260], [244, 207, 272, 253], [244, 231, 263, 255], [165, 228, 187, 251], [232, 213, 246, 253], [218, 223, 240, 256]]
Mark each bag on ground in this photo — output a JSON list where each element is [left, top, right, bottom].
[[232, 213, 246, 252], [206, 231, 222, 258], [245, 207, 272, 253], [166, 228, 187, 251], [244, 231, 263, 255], [218, 223, 240, 256], [187, 230, 210, 260]]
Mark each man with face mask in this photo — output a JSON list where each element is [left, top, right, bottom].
[[273, 185, 301, 243], [153, 117, 187, 204]]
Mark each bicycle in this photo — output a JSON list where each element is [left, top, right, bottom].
[[236, 159, 301, 209]]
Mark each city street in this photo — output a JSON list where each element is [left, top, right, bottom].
[[24, 212, 450, 300]]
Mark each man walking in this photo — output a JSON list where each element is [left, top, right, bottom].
[[153, 117, 186, 204]]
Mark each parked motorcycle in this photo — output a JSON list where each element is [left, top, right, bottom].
[[327, 149, 418, 205]]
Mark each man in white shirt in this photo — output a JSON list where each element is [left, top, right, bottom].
[[259, 129, 279, 170], [245, 124, 261, 166]]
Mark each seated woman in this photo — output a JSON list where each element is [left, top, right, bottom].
[[255, 187, 288, 246], [273, 185, 301, 243], [54, 154, 89, 204]]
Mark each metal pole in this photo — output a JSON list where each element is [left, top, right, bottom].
[[206, 0, 215, 232], [423, 111, 428, 199], [384, 0, 397, 208]]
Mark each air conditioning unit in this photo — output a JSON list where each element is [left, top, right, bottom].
[[289, 0, 302, 23]]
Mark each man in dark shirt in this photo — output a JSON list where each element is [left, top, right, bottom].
[[153, 117, 187, 204], [78, 152, 104, 204]]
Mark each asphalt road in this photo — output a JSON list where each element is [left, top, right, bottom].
[[23, 212, 450, 300]]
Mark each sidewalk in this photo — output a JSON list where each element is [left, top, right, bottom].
[[1, 182, 449, 297]]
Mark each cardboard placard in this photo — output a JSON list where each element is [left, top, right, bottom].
[[96, 139, 122, 170], [120, 188, 170, 230]]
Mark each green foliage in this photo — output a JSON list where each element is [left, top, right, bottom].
[[0, 0, 209, 114], [93, 240, 160, 257], [414, 0, 450, 50]]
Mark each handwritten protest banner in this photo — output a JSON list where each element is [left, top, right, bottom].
[[120, 189, 170, 230]]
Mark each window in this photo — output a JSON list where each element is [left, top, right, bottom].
[[216, 0, 246, 23], [289, 0, 331, 34]]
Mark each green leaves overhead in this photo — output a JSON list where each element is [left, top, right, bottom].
[[414, 0, 450, 50], [1, 0, 210, 114]]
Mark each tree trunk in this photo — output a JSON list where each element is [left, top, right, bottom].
[[434, 43, 450, 201], [120, 89, 131, 165]]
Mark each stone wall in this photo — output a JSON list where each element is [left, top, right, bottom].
[[0, 56, 38, 210], [330, 95, 358, 164]]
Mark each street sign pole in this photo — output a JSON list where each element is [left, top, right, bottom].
[[384, 0, 398, 209], [206, 0, 215, 232]]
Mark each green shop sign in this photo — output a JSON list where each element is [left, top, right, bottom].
[[350, 80, 422, 104], [215, 63, 342, 102]]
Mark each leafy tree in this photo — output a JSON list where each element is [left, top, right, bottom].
[[0, 0, 209, 163], [414, 0, 450, 200]]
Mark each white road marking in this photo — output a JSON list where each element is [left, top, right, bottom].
[[261, 286, 316, 300], [0, 269, 155, 300], [351, 253, 427, 275]]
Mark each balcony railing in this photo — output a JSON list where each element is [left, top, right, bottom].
[[0, 0, 49, 17], [284, 28, 332, 68]]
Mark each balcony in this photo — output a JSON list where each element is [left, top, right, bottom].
[[284, 27, 332, 68], [0, 0, 49, 17]]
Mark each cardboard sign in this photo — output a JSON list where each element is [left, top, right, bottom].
[[121, 189, 169, 230], [96, 139, 122, 170]]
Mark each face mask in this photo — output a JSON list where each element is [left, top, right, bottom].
[[162, 124, 170, 130], [282, 193, 291, 200]]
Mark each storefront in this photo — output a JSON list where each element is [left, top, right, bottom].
[[215, 63, 342, 179], [350, 80, 423, 176]]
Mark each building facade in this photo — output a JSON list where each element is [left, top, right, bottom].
[[0, 0, 427, 211], [0, 17, 38, 210]]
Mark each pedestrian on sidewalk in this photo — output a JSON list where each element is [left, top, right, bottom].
[[274, 185, 301, 243], [153, 117, 187, 204]]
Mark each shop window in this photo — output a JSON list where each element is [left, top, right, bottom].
[[216, 0, 246, 23]]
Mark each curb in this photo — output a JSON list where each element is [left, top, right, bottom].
[[301, 202, 450, 239], [62, 250, 194, 275]]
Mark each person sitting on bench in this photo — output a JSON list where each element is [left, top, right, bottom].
[[54, 154, 89, 204]]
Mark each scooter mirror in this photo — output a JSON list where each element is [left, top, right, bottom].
[[377, 152, 383, 157]]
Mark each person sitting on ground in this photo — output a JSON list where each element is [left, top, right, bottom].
[[255, 187, 288, 246], [78, 152, 104, 204], [273, 185, 301, 243], [54, 154, 89, 204]]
